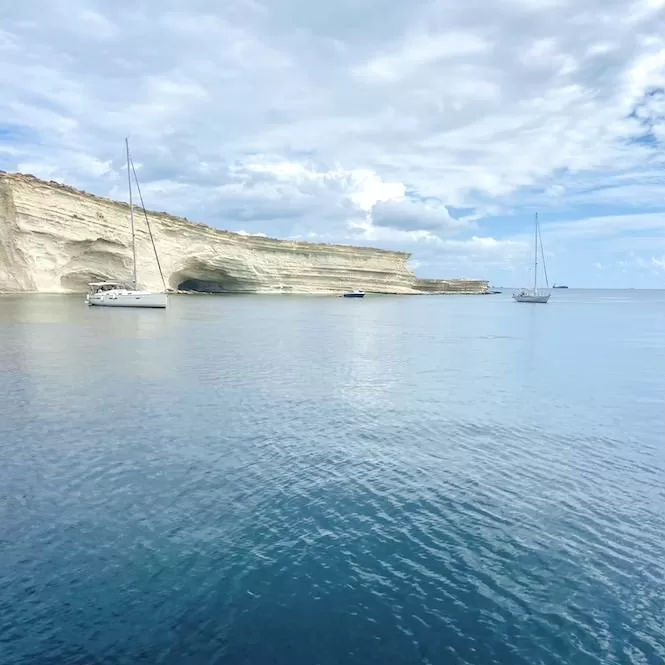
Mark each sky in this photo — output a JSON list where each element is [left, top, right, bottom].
[[1, 0, 665, 288]]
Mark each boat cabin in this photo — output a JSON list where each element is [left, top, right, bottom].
[[87, 281, 128, 294]]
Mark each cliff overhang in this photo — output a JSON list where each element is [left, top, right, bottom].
[[0, 172, 489, 296]]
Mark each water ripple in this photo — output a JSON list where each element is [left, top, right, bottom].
[[1, 293, 664, 664]]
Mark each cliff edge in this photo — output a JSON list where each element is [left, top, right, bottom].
[[0, 172, 488, 295]]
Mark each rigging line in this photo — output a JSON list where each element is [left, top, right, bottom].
[[538, 216, 550, 288], [130, 158, 167, 291]]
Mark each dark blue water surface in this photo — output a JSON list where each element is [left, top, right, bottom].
[[1, 290, 664, 665]]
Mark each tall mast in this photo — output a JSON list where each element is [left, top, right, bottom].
[[533, 212, 538, 292], [126, 137, 137, 290]]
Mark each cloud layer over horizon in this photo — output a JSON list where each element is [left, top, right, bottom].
[[1, 0, 665, 287]]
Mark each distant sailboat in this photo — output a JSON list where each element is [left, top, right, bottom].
[[86, 138, 167, 309], [513, 213, 550, 304]]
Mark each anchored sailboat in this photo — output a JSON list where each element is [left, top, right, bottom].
[[513, 212, 551, 304], [86, 139, 167, 309]]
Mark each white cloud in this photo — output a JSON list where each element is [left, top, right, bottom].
[[370, 199, 470, 234], [1, 0, 665, 286], [439, 236, 530, 270], [353, 31, 492, 83]]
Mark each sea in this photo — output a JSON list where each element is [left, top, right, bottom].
[[1, 290, 664, 665]]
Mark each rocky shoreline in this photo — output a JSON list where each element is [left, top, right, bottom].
[[0, 172, 489, 296]]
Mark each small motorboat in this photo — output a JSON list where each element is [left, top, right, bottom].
[[343, 290, 365, 298]]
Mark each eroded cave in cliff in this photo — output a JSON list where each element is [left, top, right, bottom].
[[60, 247, 132, 292], [171, 265, 247, 293], [177, 277, 239, 293]]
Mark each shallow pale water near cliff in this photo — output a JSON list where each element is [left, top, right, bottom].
[[1, 290, 664, 665]]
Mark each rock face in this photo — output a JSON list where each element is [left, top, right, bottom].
[[0, 172, 489, 295]]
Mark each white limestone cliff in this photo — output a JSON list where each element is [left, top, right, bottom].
[[0, 172, 488, 295]]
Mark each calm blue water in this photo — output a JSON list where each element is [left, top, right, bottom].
[[1, 290, 664, 665]]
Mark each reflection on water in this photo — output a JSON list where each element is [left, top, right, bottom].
[[1, 291, 664, 665]]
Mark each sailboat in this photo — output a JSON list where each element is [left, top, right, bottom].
[[86, 138, 167, 309], [513, 212, 551, 304]]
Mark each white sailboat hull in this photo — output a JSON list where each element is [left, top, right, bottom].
[[87, 290, 167, 308], [513, 292, 550, 303]]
